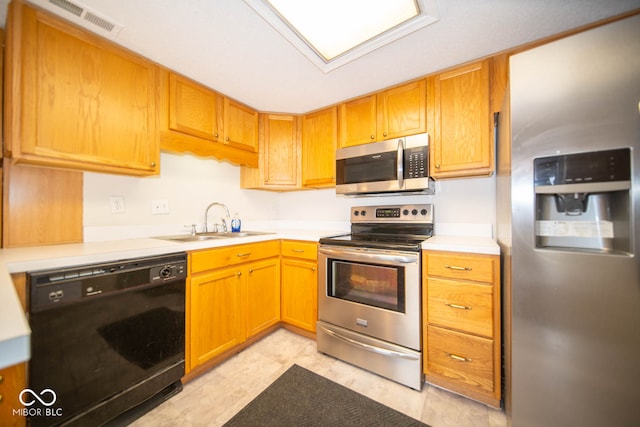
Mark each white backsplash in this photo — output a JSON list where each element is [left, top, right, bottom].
[[83, 152, 496, 241]]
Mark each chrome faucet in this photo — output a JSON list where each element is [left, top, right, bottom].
[[204, 202, 230, 233]]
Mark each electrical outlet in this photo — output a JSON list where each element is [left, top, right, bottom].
[[110, 196, 125, 214], [151, 199, 170, 215]]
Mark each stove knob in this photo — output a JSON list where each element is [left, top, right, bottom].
[[354, 210, 359, 216], [421, 208, 428, 216], [402, 209, 409, 216], [411, 209, 418, 215], [360, 210, 367, 216]]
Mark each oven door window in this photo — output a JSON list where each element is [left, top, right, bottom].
[[328, 259, 405, 313], [336, 151, 397, 185]]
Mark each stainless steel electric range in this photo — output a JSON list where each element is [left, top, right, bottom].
[[317, 204, 433, 390]]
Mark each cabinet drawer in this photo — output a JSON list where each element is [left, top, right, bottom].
[[426, 326, 494, 394], [427, 278, 493, 338], [281, 240, 317, 261], [427, 253, 494, 283], [191, 240, 280, 273]]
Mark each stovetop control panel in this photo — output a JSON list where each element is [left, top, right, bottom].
[[351, 204, 433, 223]]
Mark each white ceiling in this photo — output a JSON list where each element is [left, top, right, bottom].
[[1, 0, 639, 114]]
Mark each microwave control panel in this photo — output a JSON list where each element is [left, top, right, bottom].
[[404, 146, 428, 179]]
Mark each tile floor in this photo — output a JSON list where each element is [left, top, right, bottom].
[[132, 329, 508, 427]]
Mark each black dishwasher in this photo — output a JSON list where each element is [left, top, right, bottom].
[[26, 252, 187, 426]]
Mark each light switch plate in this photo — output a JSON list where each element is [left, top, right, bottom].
[[151, 199, 170, 215]]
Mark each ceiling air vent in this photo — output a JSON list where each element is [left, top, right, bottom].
[[49, 0, 82, 17], [83, 11, 116, 32], [47, 0, 123, 35]]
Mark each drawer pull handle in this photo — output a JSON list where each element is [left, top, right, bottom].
[[236, 252, 252, 257], [445, 265, 472, 271], [292, 249, 305, 253], [445, 302, 472, 310], [448, 353, 472, 362]]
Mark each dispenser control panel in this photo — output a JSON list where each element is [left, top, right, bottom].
[[534, 148, 630, 186]]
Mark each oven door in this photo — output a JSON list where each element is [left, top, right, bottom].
[[317, 245, 421, 350]]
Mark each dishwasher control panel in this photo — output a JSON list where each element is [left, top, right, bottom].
[[28, 252, 187, 311]]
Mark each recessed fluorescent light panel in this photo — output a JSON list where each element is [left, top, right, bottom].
[[244, 0, 439, 73]]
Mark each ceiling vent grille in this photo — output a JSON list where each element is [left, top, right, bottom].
[[83, 11, 116, 32], [47, 0, 123, 35], [49, 0, 82, 17]]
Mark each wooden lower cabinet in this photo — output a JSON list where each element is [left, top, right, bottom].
[[0, 362, 26, 427], [246, 258, 281, 337], [189, 265, 244, 369], [187, 241, 280, 373], [422, 250, 501, 408], [281, 241, 318, 333]]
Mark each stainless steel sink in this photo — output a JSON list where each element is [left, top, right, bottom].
[[153, 230, 274, 242]]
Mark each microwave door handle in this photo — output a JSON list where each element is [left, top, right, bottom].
[[397, 139, 404, 189]]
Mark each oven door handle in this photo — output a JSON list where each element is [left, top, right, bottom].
[[318, 324, 420, 361], [319, 247, 417, 264], [397, 138, 404, 190]]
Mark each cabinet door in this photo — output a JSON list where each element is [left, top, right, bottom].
[[169, 73, 222, 142], [246, 258, 281, 337], [263, 114, 299, 187], [378, 80, 426, 140], [189, 266, 243, 368], [224, 97, 258, 152], [431, 61, 492, 178], [338, 95, 377, 147], [0, 362, 26, 427], [281, 258, 317, 332], [302, 107, 337, 188], [9, 2, 159, 175]]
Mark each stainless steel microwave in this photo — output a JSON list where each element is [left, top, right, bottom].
[[335, 133, 435, 195]]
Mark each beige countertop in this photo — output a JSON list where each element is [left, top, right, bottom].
[[0, 228, 497, 369]]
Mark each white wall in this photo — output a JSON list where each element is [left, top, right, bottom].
[[84, 152, 496, 241]]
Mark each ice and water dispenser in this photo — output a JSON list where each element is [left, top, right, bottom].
[[534, 148, 632, 254]]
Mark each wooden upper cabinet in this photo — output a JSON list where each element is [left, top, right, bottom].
[[169, 73, 223, 142], [223, 97, 259, 153], [429, 60, 493, 178], [160, 71, 258, 167], [339, 94, 377, 147], [5, 0, 159, 176], [302, 106, 337, 188], [240, 114, 300, 190], [377, 79, 426, 140], [339, 80, 426, 148]]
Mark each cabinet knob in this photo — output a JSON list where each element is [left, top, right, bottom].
[[236, 271, 242, 277], [214, 133, 219, 138], [312, 267, 316, 272], [370, 135, 375, 140], [248, 268, 254, 274], [225, 136, 230, 142], [435, 163, 441, 169], [383, 132, 387, 137], [150, 162, 156, 168]]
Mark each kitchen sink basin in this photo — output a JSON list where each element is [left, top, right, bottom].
[[153, 230, 274, 242]]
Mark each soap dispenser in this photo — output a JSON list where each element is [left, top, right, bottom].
[[231, 213, 241, 232]]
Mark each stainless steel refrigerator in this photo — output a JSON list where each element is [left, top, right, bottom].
[[497, 13, 640, 427]]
